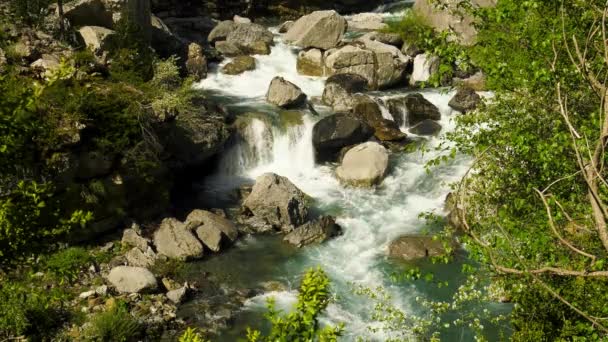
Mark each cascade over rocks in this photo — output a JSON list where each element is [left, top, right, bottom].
[[448, 87, 481, 112], [410, 53, 440, 86], [388, 235, 449, 261], [242, 173, 311, 232], [336, 142, 389, 187], [266, 77, 308, 108], [352, 95, 406, 141], [409, 119, 442, 136], [284, 10, 347, 50], [222, 56, 256, 75], [284, 216, 342, 247], [153, 218, 204, 260], [322, 73, 369, 112], [312, 113, 373, 162], [386, 94, 441, 127], [107, 266, 158, 293]]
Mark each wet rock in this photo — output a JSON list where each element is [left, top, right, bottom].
[[388, 235, 447, 261], [153, 218, 204, 260], [409, 119, 442, 136], [297, 48, 324, 77], [266, 77, 307, 108], [284, 216, 342, 247], [242, 173, 310, 232], [166, 287, 188, 304], [284, 10, 347, 50], [186, 43, 208, 81], [347, 13, 388, 32], [62, 0, 114, 29], [107, 266, 158, 293], [122, 226, 150, 251], [78, 26, 115, 54], [448, 87, 481, 112], [226, 23, 274, 55], [186, 209, 239, 242], [322, 73, 369, 112], [208, 20, 238, 44], [312, 113, 373, 162], [352, 95, 406, 141], [410, 53, 440, 86], [215, 41, 242, 57], [278, 20, 295, 33], [222, 55, 256, 75], [336, 142, 389, 187], [386, 94, 441, 127]]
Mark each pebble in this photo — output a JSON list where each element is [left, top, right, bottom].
[[96, 285, 108, 296], [79, 290, 96, 299]]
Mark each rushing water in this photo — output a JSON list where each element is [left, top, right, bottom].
[[188, 9, 508, 341]]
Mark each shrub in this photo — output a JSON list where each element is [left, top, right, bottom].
[[83, 301, 141, 342], [45, 246, 92, 283], [179, 328, 209, 342]]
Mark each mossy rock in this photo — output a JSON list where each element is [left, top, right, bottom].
[[222, 56, 256, 75], [277, 110, 304, 131]]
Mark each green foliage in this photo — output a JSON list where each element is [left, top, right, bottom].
[[44, 246, 92, 283], [0, 278, 67, 339], [8, 0, 51, 26], [247, 268, 343, 342], [83, 301, 141, 342], [179, 328, 210, 342]]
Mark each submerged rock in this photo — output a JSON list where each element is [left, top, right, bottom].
[[222, 56, 256, 75], [297, 48, 324, 77], [336, 142, 389, 187], [266, 77, 307, 108], [448, 87, 481, 112], [107, 266, 158, 293], [409, 119, 442, 136], [284, 10, 347, 50], [284, 216, 342, 247], [388, 235, 448, 261], [312, 113, 373, 162], [242, 173, 310, 232], [153, 218, 204, 260]]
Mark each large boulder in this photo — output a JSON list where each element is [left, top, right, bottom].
[[360, 31, 403, 47], [242, 173, 310, 231], [185, 209, 239, 252], [125, 246, 157, 267], [388, 235, 448, 261], [336, 142, 389, 187], [222, 55, 256, 75], [284, 216, 342, 247], [78, 26, 115, 53], [410, 54, 440, 86], [215, 41, 242, 57], [347, 13, 387, 32], [359, 38, 410, 89], [226, 23, 274, 55], [409, 119, 442, 136], [153, 218, 204, 260], [62, 0, 113, 29], [150, 15, 183, 58], [322, 73, 369, 112], [122, 227, 150, 251], [186, 43, 207, 81], [208, 20, 238, 44], [278, 20, 295, 33], [386, 94, 441, 127], [352, 95, 406, 141], [297, 49, 324, 77], [324, 45, 376, 88], [266, 77, 307, 108], [448, 88, 481, 112], [284, 10, 347, 50], [313, 113, 373, 162], [107, 266, 158, 293]]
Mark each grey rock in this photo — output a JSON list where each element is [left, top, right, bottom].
[[312, 113, 373, 162], [208, 20, 237, 44], [215, 41, 242, 57], [153, 218, 204, 260], [284, 10, 347, 50], [284, 216, 342, 247], [409, 119, 442, 136], [233, 15, 251, 24], [222, 55, 256, 75], [386, 94, 441, 127], [226, 23, 274, 55], [297, 48, 324, 77], [336, 142, 389, 187], [186, 209, 238, 242], [125, 246, 157, 267], [166, 287, 188, 304], [79, 290, 96, 299], [410, 53, 440, 86], [242, 173, 310, 232], [448, 88, 481, 112], [266, 77, 307, 108], [322, 73, 369, 112], [352, 95, 406, 141], [347, 13, 388, 32], [107, 266, 158, 293], [96, 285, 108, 296], [122, 228, 149, 251], [278, 20, 294, 33], [186, 43, 207, 81], [324, 45, 376, 88], [388, 235, 448, 260], [78, 26, 115, 53]]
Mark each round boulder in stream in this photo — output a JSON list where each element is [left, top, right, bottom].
[[242, 173, 311, 232], [284, 10, 347, 50], [336, 142, 389, 187], [266, 77, 308, 108], [409, 119, 442, 136], [322, 73, 369, 112], [312, 113, 373, 162], [222, 56, 256, 75], [386, 93, 441, 127]]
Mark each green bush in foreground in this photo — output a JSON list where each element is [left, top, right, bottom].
[[84, 301, 141, 342]]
